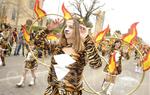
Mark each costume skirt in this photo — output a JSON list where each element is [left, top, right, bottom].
[[25, 60, 38, 70]]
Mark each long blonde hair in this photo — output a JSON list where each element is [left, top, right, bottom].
[[59, 18, 85, 52]]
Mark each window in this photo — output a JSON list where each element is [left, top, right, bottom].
[[11, 8, 16, 20], [29, 0, 34, 9]]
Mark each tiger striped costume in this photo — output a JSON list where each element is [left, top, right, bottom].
[[44, 35, 102, 95], [24, 49, 38, 70]]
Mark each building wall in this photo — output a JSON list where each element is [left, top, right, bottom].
[[0, 0, 46, 28]]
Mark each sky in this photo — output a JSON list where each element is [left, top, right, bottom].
[[43, 0, 150, 44]]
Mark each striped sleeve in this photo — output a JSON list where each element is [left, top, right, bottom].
[[84, 35, 102, 69]]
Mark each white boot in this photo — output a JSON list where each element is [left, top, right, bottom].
[[135, 66, 138, 73], [16, 77, 25, 87], [135, 66, 142, 73], [28, 77, 36, 86], [106, 83, 114, 95], [137, 67, 142, 73], [102, 81, 109, 91]]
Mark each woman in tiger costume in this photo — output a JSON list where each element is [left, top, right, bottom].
[[34, 17, 102, 95]]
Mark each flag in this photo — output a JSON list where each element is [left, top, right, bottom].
[[22, 25, 30, 43], [95, 25, 110, 43], [47, 34, 58, 41], [62, 3, 72, 20], [142, 51, 150, 71], [108, 52, 116, 73], [122, 22, 138, 44], [34, 0, 46, 19]]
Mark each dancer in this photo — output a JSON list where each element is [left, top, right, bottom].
[[0, 34, 7, 66], [0, 43, 6, 66], [102, 40, 127, 95], [16, 44, 38, 87], [34, 17, 103, 95]]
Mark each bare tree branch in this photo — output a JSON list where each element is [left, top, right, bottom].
[[91, 6, 101, 13], [70, 0, 104, 27], [83, 2, 88, 13], [84, 0, 100, 21], [70, 0, 83, 17], [73, 13, 82, 17]]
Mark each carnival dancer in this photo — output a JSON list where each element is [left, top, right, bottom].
[[0, 43, 7, 66], [102, 39, 127, 95], [135, 45, 150, 73], [16, 44, 38, 87], [0, 34, 8, 66], [33, 17, 102, 95]]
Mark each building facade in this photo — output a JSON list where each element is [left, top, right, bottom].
[[0, 0, 46, 28]]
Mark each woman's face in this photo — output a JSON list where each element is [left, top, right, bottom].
[[64, 20, 74, 39], [115, 42, 121, 49]]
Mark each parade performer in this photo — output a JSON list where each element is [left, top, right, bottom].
[[35, 17, 102, 95], [135, 44, 150, 73], [0, 34, 7, 66], [16, 44, 38, 87], [0, 43, 6, 66], [102, 39, 127, 95]]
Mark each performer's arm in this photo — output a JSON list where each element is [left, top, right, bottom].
[[84, 35, 102, 69]]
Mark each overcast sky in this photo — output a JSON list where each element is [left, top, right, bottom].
[[43, 0, 150, 44]]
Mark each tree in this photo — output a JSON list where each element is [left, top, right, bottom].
[[70, 0, 104, 28]]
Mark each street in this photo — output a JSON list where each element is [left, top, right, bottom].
[[0, 53, 149, 95]]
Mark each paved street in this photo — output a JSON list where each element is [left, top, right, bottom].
[[0, 53, 149, 95]]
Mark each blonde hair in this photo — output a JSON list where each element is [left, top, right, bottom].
[[59, 18, 85, 52]]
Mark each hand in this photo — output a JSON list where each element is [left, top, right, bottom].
[[47, 18, 64, 31], [79, 24, 88, 39]]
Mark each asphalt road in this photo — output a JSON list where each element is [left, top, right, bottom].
[[0, 52, 149, 95]]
